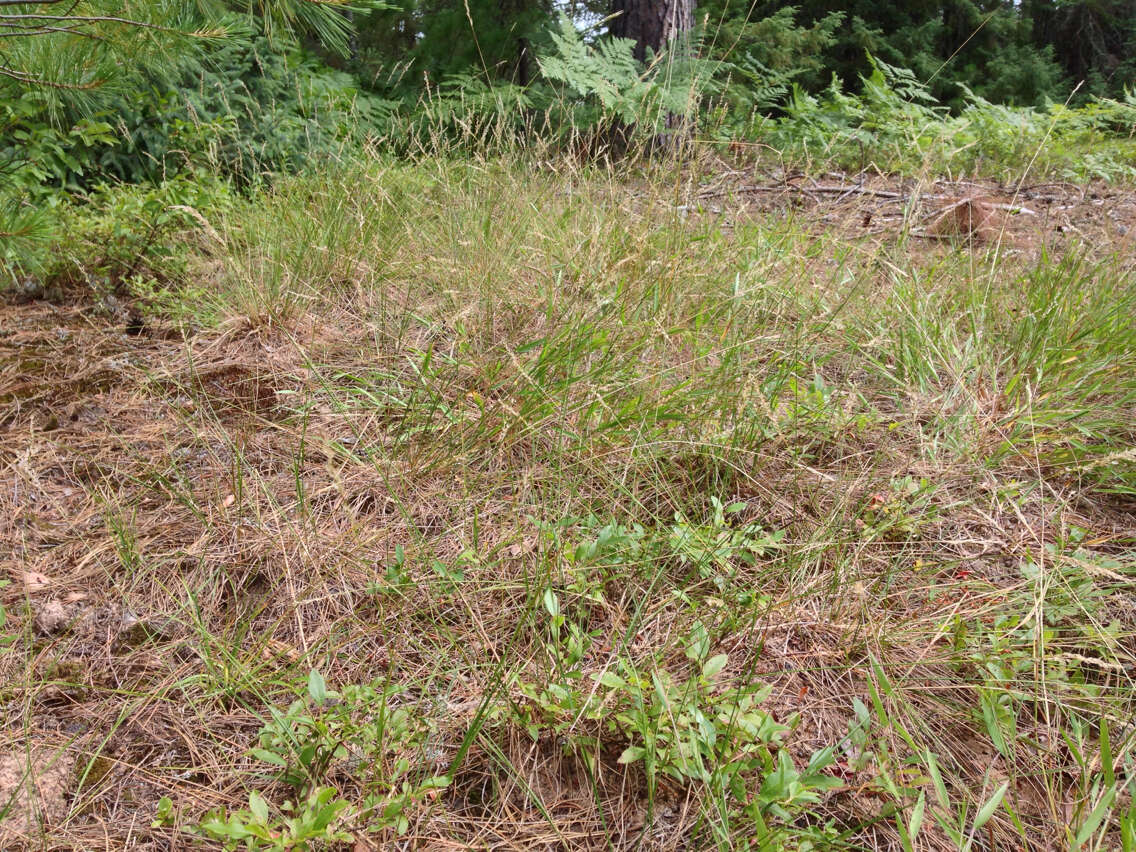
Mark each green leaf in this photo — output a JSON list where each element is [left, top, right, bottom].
[[979, 691, 1009, 756], [896, 812, 913, 852], [309, 790, 349, 831], [925, 751, 949, 810], [596, 670, 627, 690], [1075, 785, 1117, 849], [250, 747, 288, 767], [652, 671, 672, 711], [151, 796, 174, 828], [1100, 717, 1115, 788], [248, 790, 269, 824], [618, 745, 647, 764], [686, 621, 710, 662], [702, 653, 728, 678], [970, 780, 1009, 834], [908, 791, 926, 841], [308, 669, 327, 703], [542, 588, 560, 617]]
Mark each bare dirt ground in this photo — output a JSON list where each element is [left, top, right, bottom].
[[694, 172, 1136, 258], [1, 175, 1134, 849]]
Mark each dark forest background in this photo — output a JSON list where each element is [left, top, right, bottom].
[[351, 0, 1134, 106]]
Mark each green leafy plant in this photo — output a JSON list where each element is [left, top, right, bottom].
[[195, 786, 353, 851], [856, 476, 937, 542], [98, 32, 393, 187], [537, 13, 720, 142], [60, 176, 228, 288], [669, 496, 784, 593], [520, 613, 843, 844], [193, 670, 448, 846], [754, 53, 1136, 179], [254, 671, 440, 794]]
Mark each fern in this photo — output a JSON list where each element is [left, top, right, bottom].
[[538, 16, 648, 123], [863, 54, 940, 105], [537, 14, 721, 131], [751, 53, 1136, 180], [734, 54, 795, 112]]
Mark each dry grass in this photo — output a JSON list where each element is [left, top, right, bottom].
[[2, 158, 1135, 850]]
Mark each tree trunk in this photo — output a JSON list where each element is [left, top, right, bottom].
[[609, 0, 694, 63], [608, 0, 696, 153]]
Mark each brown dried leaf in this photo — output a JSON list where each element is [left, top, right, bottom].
[[261, 639, 300, 663]]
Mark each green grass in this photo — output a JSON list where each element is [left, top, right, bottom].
[[2, 154, 1134, 850]]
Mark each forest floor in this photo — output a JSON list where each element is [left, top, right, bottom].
[[2, 164, 1135, 850]]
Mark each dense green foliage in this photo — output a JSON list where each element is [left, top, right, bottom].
[[348, 0, 1135, 105]]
